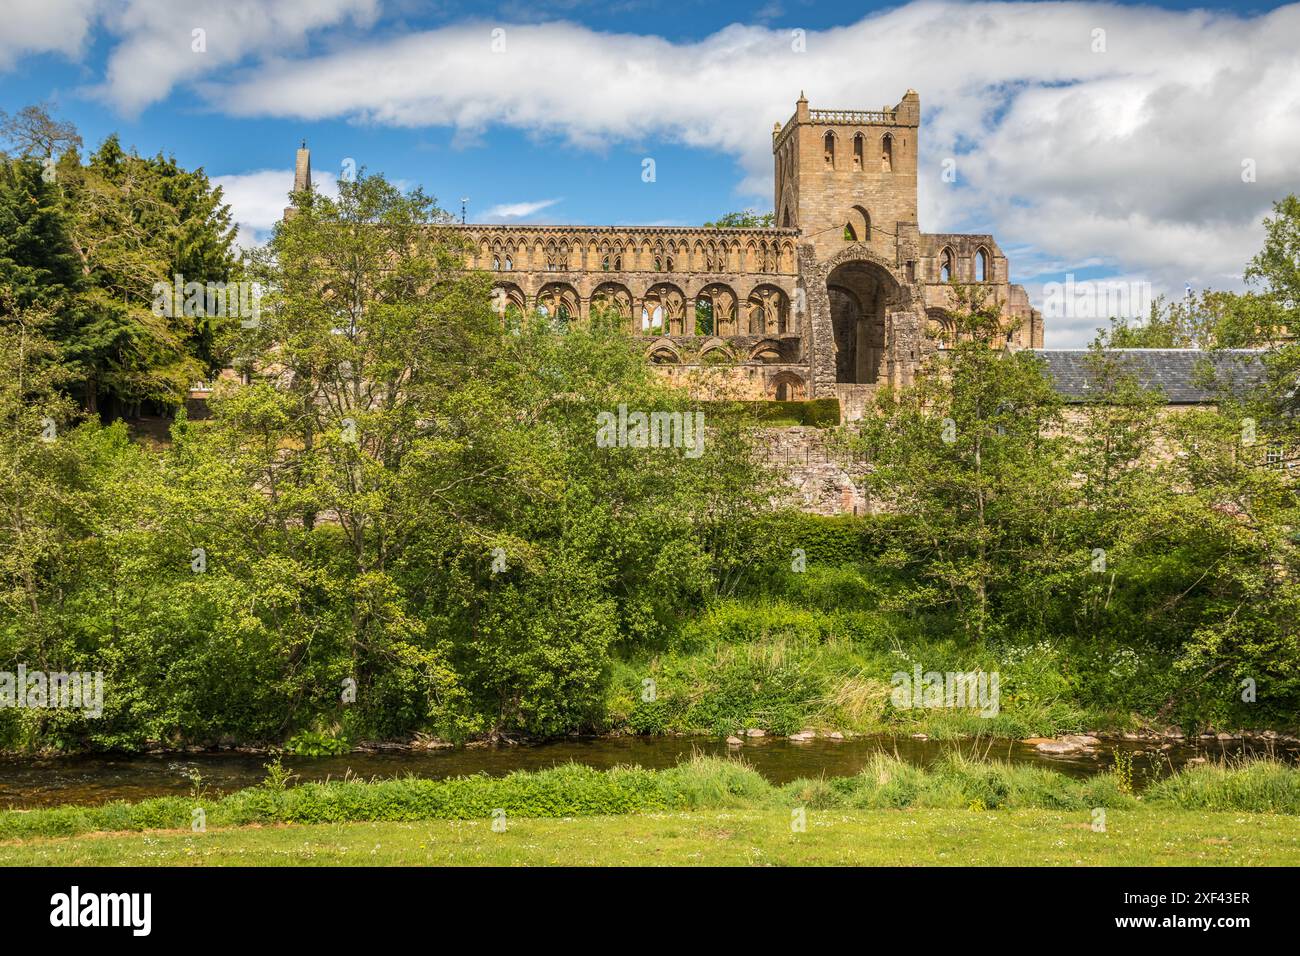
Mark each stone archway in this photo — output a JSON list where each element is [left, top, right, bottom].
[[827, 260, 897, 384], [801, 244, 920, 397], [768, 370, 806, 401]]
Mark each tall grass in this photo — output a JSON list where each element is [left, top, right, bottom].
[[779, 752, 1134, 811], [1, 754, 1296, 841], [610, 588, 1107, 738], [1145, 758, 1300, 814]]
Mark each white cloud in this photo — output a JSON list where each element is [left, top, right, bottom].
[[90, 0, 379, 115], [212, 167, 338, 249], [0, 0, 381, 116], [0, 0, 99, 69], [481, 198, 561, 221]]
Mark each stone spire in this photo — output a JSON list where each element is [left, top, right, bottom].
[[284, 141, 312, 220]]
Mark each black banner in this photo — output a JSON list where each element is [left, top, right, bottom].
[[0, 866, 1282, 941]]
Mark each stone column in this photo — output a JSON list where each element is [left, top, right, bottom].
[[886, 308, 922, 387], [799, 245, 836, 398]]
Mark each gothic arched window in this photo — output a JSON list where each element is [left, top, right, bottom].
[[545, 241, 568, 272]]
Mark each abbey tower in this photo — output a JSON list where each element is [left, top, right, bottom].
[[773, 91, 919, 259]]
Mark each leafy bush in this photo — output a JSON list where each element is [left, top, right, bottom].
[[285, 729, 350, 757]]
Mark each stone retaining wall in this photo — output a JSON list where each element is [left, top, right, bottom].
[[760, 426, 870, 515]]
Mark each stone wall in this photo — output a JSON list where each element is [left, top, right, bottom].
[[760, 426, 870, 515]]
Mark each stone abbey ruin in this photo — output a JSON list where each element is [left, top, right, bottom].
[[286, 90, 1044, 415]]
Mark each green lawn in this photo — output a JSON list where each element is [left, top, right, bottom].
[[5, 808, 1299, 866]]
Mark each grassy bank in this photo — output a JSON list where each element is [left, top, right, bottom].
[[603, 587, 1124, 739], [601, 560, 1299, 740], [6, 756, 1300, 865], [4, 754, 1300, 844]]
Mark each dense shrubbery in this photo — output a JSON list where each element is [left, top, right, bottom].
[[607, 527, 1299, 737], [700, 398, 841, 427], [2, 134, 1299, 750], [607, 577, 1096, 739], [753, 512, 886, 569]]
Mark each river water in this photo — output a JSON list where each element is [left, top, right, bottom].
[[2, 734, 1296, 809]]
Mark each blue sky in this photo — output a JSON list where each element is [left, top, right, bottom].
[[3, 0, 1298, 345]]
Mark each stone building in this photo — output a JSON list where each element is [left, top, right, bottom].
[[287, 91, 1043, 408]]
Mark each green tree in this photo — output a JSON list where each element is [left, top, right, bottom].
[[0, 301, 79, 637], [1152, 407, 1300, 727], [1101, 291, 1284, 350], [0, 158, 83, 310], [1020, 345, 1176, 649], [1246, 194, 1300, 320], [704, 209, 775, 229], [1242, 195, 1300, 422], [56, 135, 237, 413], [855, 288, 1068, 641], [0, 107, 238, 416], [229, 170, 777, 735]]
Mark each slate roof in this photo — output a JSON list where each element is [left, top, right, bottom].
[[1026, 349, 1268, 404]]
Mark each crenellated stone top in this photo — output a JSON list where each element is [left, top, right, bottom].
[[808, 108, 898, 125], [773, 91, 919, 150], [772, 109, 900, 148]]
